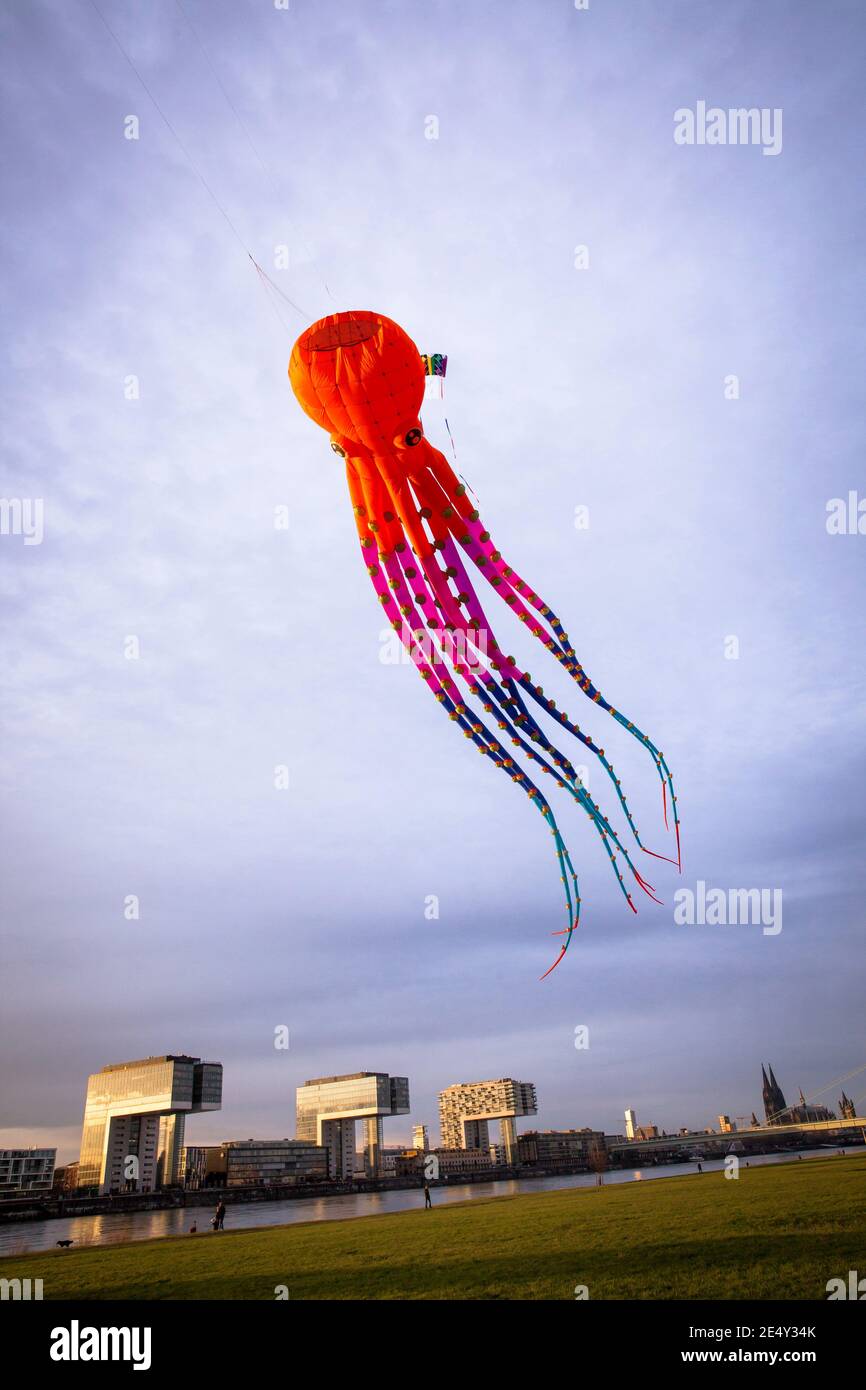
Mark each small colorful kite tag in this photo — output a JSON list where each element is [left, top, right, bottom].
[[421, 352, 447, 396]]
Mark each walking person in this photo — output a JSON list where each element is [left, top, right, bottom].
[[423, 1180, 432, 1209], [697, 1162, 703, 1174], [214, 1198, 226, 1230]]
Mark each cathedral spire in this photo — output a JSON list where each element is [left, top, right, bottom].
[[762, 1063, 787, 1124]]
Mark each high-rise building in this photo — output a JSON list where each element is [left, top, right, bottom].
[[78, 1055, 222, 1194], [438, 1079, 537, 1165], [0, 1148, 56, 1196], [412, 1124, 429, 1152], [296, 1072, 410, 1179], [624, 1108, 637, 1140]]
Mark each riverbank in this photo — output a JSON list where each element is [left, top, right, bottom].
[[2, 1153, 862, 1300], [0, 1161, 553, 1225]]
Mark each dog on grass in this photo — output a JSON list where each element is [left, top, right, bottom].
[[56, 1239, 74, 1248]]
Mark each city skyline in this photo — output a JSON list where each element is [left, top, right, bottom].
[[7, 1047, 861, 1168], [2, 1, 864, 1167]]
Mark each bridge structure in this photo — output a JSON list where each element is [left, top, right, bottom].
[[607, 1115, 866, 1161]]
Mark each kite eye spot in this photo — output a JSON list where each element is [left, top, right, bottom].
[[394, 423, 423, 449]]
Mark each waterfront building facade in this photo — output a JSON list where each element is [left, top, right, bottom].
[[395, 1149, 424, 1177], [222, 1139, 328, 1186], [412, 1124, 429, 1152], [296, 1072, 410, 1179], [78, 1055, 223, 1194], [0, 1147, 56, 1196], [433, 1147, 493, 1174], [517, 1129, 605, 1168], [52, 1162, 79, 1192], [438, 1079, 537, 1164], [180, 1145, 228, 1189]]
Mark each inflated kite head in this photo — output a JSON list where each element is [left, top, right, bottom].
[[289, 311, 425, 456]]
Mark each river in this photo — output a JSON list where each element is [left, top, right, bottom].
[[0, 1146, 851, 1258]]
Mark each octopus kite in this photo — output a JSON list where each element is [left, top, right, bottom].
[[289, 312, 679, 976]]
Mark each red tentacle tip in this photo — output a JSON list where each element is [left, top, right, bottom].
[[540, 944, 568, 980], [642, 845, 680, 868], [631, 868, 663, 906], [675, 822, 682, 873], [633, 868, 655, 894]]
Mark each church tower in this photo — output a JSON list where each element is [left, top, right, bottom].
[[762, 1064, 788, 1124]]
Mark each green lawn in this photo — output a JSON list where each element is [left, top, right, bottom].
[[3, 1156, 863, 1300]]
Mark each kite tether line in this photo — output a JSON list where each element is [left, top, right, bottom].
[[88, 0, 310, 328], [173, 0, 337, 306]]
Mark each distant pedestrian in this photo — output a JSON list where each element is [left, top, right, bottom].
[[215, 1199, 226, 1230], [189, 1221, 197, 1234], [697, 1162, 703, 1174], [423, 1181, 432, 1209]]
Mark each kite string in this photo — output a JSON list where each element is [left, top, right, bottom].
[[250, 256, 297, 335], [88, 0, 309, 324], [250, 254, 313, 314], [443, 416, 479, 504], [174, 0, 337, 305]]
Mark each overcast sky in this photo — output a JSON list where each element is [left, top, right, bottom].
[[1, 0, 864, 1163]]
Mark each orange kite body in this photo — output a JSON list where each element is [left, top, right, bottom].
[[290, 311, 679, 975]]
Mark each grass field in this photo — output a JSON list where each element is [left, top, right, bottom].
[[2, 1156, 863, 1300]]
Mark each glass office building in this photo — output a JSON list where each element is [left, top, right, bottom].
[[77, 1055, 222, 1194], [296, 1072, 410, 1179]]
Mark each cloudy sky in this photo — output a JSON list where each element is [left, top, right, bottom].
[[1, 0, 864, 1163]]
